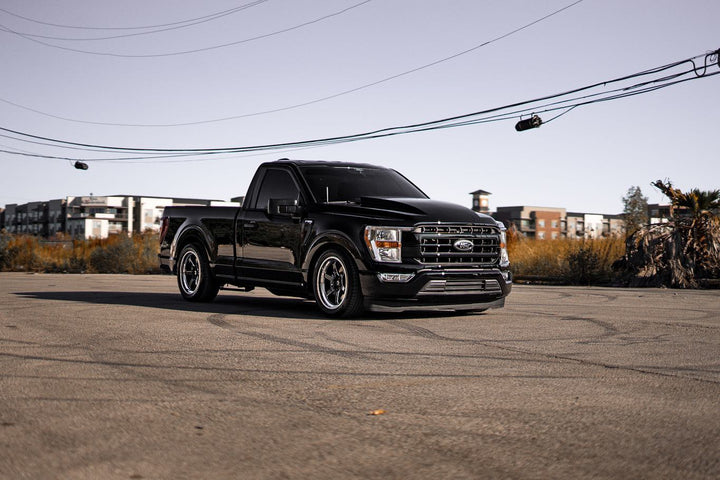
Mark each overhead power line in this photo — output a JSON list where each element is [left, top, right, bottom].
[[0, 1, 269, 30], [1, 48, 718, 162], [0, 1, 373, 58], [0, 0, 586, 127], [0, 0, 270, 41]]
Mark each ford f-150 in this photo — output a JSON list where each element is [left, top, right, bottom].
[[159, 159, 512, 317]]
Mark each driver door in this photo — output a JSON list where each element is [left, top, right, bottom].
[[238, 168, 305, 286]]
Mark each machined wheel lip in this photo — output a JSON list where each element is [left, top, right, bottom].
[[316, 255, 347, 311], [179, 249, 201, 296]]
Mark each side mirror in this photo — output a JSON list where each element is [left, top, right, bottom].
[[268, 199, 304, 218]]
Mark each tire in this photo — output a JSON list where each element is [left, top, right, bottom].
[[177, 243, 219, 302], [312, 248, 364, 318]]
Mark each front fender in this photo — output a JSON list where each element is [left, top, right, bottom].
[[302, 231, 369, 282]]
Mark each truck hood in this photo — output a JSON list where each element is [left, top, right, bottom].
[[320, 197, 496, 225]]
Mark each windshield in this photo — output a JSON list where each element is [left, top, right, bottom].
[[299, 165, 427, 203]]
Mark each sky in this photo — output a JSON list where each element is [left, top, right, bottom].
[[1, 0, 718, 214]]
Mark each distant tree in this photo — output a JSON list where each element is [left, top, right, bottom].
[[621, 186, 648, 236]]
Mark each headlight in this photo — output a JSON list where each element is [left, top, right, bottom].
[[364, 226, 402, 263], [497, 222, 510, 267]]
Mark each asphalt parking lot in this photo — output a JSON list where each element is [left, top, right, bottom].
[[1, 272, 719, 479]]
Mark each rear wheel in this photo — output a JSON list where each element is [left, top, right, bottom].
[[177, 244, 219, 302], [313, 249, 364, 317]]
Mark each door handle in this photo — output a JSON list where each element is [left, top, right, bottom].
[[243, 221, 258, 230]]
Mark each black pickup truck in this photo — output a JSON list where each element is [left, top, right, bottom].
[[159, 159, 511, 317]]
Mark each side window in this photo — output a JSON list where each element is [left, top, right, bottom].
[[253, 169, 301, 210]]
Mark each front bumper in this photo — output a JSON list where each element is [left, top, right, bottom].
[[359, 266, 512, 313]]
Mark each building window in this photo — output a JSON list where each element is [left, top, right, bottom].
[[538, 219, 545, 228], [551, 220, 558, 228]]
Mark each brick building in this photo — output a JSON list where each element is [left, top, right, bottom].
[[470, 189, 626, 239], [493, 206, 567, 240]]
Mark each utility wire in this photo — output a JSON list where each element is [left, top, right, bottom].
[[2, 48, 715, 155], [0, 1, 372, 58], [1, 49, 717, 162], [0, 0, 585, 127], [0, 1, 269, 30], [0, 147, 216, 162], [0, 0, 269, 41]]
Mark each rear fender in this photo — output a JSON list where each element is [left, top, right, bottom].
[[170, 224, 217, 273]]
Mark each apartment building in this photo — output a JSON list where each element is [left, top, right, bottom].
[[566, 212, 625, 238], [65, 195, 132, 238], [2, 202, 48, 236], [492, 206, 567, 240], [470, 189, 626, 239], [647, 203, 672, 224], [494, 206, 625, 239], [1, 195, 238, 239]]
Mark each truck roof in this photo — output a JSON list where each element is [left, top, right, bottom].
[[261, 159, 386, 169]]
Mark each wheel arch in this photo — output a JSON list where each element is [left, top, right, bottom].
[[302, 231, 368, 287], [171, 226, 215, 274]]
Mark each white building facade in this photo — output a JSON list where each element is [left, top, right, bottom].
[[2, 195, 240, 239]]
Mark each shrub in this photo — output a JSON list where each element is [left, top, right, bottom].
[[89, 235, 136, 273], [565, 243, 600, 285], [0, 230, 10, 269], [0, 232, 161, 274], [5, 235, 41, 271], [508, 237, 573, 279], [509, 236, 625, 285]]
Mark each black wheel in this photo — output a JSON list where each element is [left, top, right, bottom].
[[177, 244, 219, 302], [312, 249, 364, 317]]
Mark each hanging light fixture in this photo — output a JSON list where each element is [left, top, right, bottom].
[[515, 115, 543, 132]]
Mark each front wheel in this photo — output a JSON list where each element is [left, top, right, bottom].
[[177, 244, 219, 302], [312, 249, 364, 318]]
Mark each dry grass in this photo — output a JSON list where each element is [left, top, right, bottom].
[[1, 230, 627, 283], [0, 232, 161, 274], [508, 235, 625, 285]]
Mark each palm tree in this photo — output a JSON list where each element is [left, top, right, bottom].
[[652, 180, 720, 217], [617, 180, 720, 288], [683, 189, 720, 216]]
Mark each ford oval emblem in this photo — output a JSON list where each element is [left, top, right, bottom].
[[453, 239, 474, 252]]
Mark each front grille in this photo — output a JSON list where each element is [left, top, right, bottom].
[[414, 223, 500, 266]]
